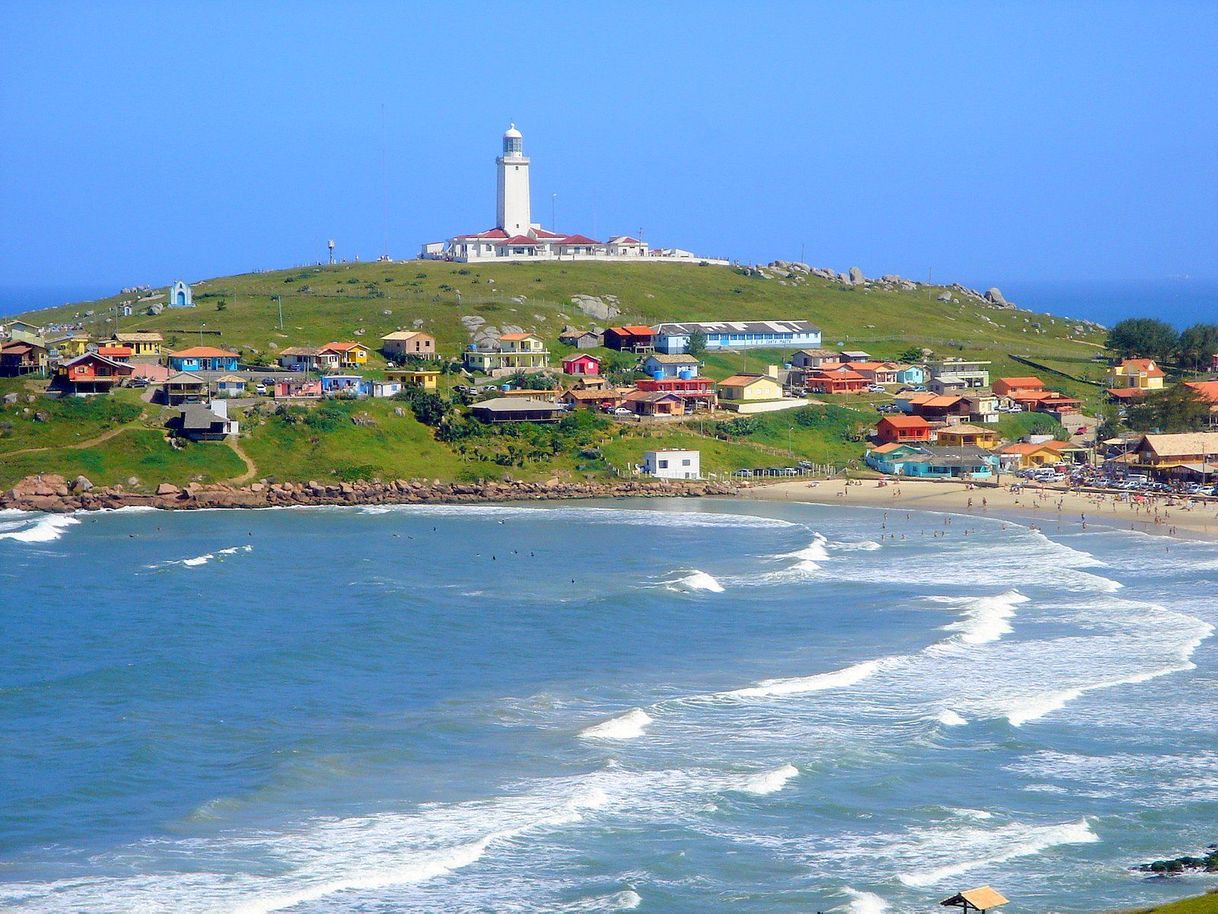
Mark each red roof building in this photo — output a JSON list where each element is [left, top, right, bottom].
[[53, 352, 133, 393], [805, 367, 867, 394], [993, 376, 1045, 397], [604, 326, 656, 353], [876, 414, 932, 444], [635, 376, 716, 408]]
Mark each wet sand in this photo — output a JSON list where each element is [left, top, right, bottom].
[[742, 478, 1218, 543]]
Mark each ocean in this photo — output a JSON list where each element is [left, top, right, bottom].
[[0, 500, 1216, 913], [987, 278, 1218, 330]]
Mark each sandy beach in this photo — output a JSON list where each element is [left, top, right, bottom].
[[743, 477, 1218, 544]]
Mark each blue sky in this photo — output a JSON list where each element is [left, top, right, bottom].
[[2, 1, 1215, 294]]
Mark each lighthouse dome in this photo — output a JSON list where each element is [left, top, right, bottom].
[[503, 123, 522, 139]]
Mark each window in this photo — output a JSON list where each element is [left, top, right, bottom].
[[681, 459, 691, 466], [658, 460, 669, 469]]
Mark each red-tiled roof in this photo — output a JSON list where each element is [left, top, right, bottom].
[[456, 228, 509, 239], [609, 325, 654, 336], [996, 376, 1044, 388], [880, 415, 931, 429], [496, 234, 537, 245], [1185, 380, 1218, 402], [559, 234, 601, 245], [531, 227, 565, 239], [97, 346, 132, 357], [321, 341, 365, 352]]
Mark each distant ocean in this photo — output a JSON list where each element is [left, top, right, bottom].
[[991, 278, 1217, 329], [0, 284, 116, 317], [1, 499, 1216, 913]]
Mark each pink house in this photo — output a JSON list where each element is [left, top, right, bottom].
[[562, 353, 601, 376]]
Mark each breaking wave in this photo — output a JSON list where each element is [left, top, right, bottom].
[[579, 708, 653, 740], [0, 513, 79, 543], [840, 887, 889, 914], [665, 570, 725, 593], [737, 764, 799, 795], [723, 659, 883, 699], [933, 590, 1029, 645]]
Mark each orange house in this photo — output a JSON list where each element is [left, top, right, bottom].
[[875, 415, 932, 444], [993, 376, 1045, 397]]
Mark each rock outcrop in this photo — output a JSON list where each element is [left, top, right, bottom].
[[1, 475, 743, 515]]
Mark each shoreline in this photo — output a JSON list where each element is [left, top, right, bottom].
[[740, 478, 1218, 544], [0, 473, 741, 514]]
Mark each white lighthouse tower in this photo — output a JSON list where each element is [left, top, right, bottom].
[[496, 123, 531, 235]]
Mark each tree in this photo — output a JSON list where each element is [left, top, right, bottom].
[[687, 328, 707, 358], [897, 345, 924, 363], [1126, 384, 1210, 433], [1177, 323, 1218, 372], [1106, 318, 1179, 362]]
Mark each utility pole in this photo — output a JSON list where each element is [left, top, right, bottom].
[[551, 193, 557, 231], [274, 295, 283, 330]]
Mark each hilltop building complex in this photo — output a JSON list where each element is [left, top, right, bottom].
[[421, 125, 726, 264]]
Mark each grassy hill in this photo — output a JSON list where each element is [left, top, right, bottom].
[[1, 259, 1113, 491]]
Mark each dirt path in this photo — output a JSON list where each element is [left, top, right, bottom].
[[224, 437, 258, 484], [3, 423, 137, 457]]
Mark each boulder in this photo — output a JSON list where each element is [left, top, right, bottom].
[[848, 266, 865, 285], [985, 287, 1010, 307], [937, 291, 953, 302], [70, 475, 94, 492], [2, 392, 17, 406], [155, 483, 180, 496]]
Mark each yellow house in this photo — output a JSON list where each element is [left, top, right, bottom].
[[717, 367, 785, 411], [386, 368, 440, 391], [59, 335, 91, 358], [463, 333, 550, 373], [113, 331, 164, 356], [937, 423, 1000, 449], [322, 342, 370, 367], [1109, 358, 1165, 390], [999, 441, 1066, 469]]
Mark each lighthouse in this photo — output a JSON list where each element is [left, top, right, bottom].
[[496, 123, 531, 235]]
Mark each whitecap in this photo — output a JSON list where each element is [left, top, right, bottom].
[[840, 887, 889, 914], [723, 659, 883, 699], [936, 710, 968, 727], [933, 590, 1029, 645], [579, 708, 653, 740], [896, 817, 1098, 887], [737, 764, 799, 795], [0, 513, 80, 544], [665, 570, 724, 593]]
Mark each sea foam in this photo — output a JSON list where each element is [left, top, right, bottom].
[[738, 764, 799, 795], [723, 659, 882, 699], [579, 708, 653, 740], [666, 570, 725, 593], [0, 513, 80, 544], [935, 590, 1029, 645]]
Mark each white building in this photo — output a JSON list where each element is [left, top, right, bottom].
[[643, 448, 701, 480], [168, 280, 193, 309], [653, 320, 821, 354], [422, 125, 726, 265]]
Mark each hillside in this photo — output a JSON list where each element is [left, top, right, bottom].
[[1, 260, 1114, 492]]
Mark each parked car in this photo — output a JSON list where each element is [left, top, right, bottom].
[[867, 384, 886, 393], [255, 384, 267, 395], [612, 407, 632, 416]]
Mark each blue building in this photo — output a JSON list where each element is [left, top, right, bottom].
[[653, 320, 820, 355], [866, 443, 998, 479], [641, 353, 700, 379], [894, 365, 926, 386], [166, 347, 240, 372], [168, 280, 194, 308], [321, 374, 370, 398]]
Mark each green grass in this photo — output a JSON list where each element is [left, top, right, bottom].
[[1109, 891, 1218, 914], [0, 428, 245, 489], [0, 385, 146, 451], [2, 259, 1119, 487]]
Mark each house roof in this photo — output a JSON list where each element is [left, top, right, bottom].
[[718, 373, 775, 388], [455, 227, 509, 240], [562, 387, 619, 400], [114, 331, 164, 342], [497, 234, 538, 245], [794, 348, 840, 358], [96, 346, 132, 357], [321, 341, 366, 352], [530, 227, 566, 239], [1185, 380, 1218, 403], [60, 352, 132, 372], [997, 375, 1045, 388], [165, 371, 206, 386], [381, 330, 432, 341], [179, 404, 226, 430], [1, 341, 44, 355], [870, 441, 916, 454], [1119, 358, 1165, 376], [880, 415, 931, 429], [473, 397, 564, 413], [812, 368, 865, 381], [280, 346, 322, 357], [1136, 432, 1218, 458], [608, 325, 655, 336], [609, 235, 643, 244], [559, 234, 601, 245], [624, 389, 682, 403], [939, 423, 996, 435], [216, 374, 246, 383], [918, 395, 965, 408], [844, 361, 891, 372], [170, 346, 238, 358], [1106, 386, 1148, 400], [941, 887, 1009, 909], [1000, 441, 1066, 455], [646, 353, 699, 364], [562, 353, 600, 363], [655, 319, 820, 336], [500, 332, 540, 341]]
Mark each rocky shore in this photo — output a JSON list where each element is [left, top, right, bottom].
[[1, 473, 742, 513]]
